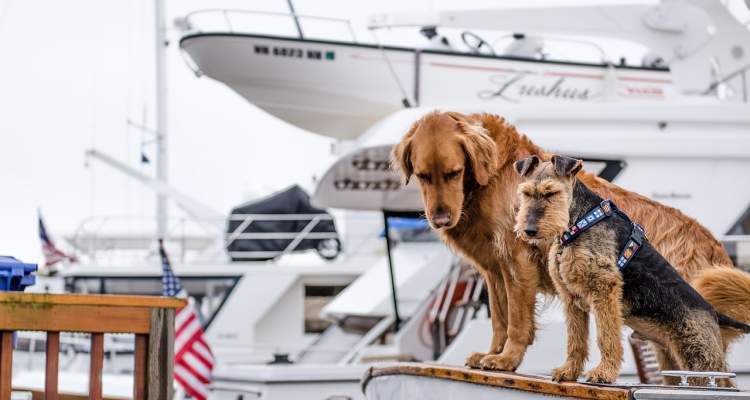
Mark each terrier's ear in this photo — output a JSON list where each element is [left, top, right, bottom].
[[552, 155, 583, 177], [514, 155, 540, 177], [391, 121, 419, 184]]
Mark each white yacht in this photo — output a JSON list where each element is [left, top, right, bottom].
[[173, 0, 750, 398], [178, 1, 750, 243], [16, 1, 749, 399]]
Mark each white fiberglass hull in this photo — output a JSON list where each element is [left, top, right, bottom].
[[211, 364, 367, 400], [312, 105, 750, 238], [180, 33, 675, 140]]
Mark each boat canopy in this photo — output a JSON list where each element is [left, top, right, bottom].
[[227, 185, 341, 261]]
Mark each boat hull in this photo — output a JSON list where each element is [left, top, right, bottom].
[[180, 33, 674, 139]]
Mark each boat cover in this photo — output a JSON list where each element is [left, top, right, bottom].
[[226, 185, 339, 261]]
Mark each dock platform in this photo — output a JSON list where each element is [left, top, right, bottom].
[[362, 363, 748, 400]]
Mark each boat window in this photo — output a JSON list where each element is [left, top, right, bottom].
[[305, 285, 347, 333], [64, 276, 240, 328], [728, 206, 750, 235], [578, 158, 625, 182], [385, 218, 438, 243], [724, 205, 750, 270]]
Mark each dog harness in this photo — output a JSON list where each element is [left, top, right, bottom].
[[559, 200, 647, 270]]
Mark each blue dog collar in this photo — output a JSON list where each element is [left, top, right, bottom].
[[560, 200, 615, 246]]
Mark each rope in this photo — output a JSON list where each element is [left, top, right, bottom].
[[369, 28, 413, 108]]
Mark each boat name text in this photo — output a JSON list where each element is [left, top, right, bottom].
[[478, 72, 593, 102]]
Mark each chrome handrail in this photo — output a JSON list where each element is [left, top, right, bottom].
[[67, 213, 340, 263], [179, 9, 358, 43], [224, 213, 338, 260], [704, 63, 750, 103]]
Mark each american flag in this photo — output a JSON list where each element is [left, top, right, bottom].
[[160, 240, 214, 399], [38, 211, 76, 267]]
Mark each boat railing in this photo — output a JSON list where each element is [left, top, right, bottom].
[[66, 212, 344, 264], [225, 213, 338, 261], [428, 261, 483, 359], [177, 9, 358, 43], [66, 215, 219, 265], [705, 63, 750, 103], [0, 292, 184, 399]]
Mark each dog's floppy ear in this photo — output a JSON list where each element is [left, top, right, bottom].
[[446, 111, 467, 122], [552, 155, 583, 177], [458, 120, 498, 186], [391, 121, 419, 184], [514, 155, 540, 177]]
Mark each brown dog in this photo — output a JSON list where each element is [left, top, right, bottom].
[[514, 155, 748, 384], [391, 110, 750, 373]]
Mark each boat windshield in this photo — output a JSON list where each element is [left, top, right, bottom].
[[63, 275, 240, 328], [386, 217, 438, 243]]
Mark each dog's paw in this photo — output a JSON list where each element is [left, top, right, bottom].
[[551, 363, 581, 382], [585, 365, 618, 384], [479, 354, 520, 371], [465, 352, 487, 369]]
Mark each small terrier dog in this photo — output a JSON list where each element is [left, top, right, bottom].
[[513, 155, 750, 384]]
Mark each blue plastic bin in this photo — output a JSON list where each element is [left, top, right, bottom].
[[0, 256, 37, 292], [0, 256, 36, 347]]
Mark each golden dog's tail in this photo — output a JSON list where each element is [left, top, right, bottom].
[[693, 267, 750, 343]]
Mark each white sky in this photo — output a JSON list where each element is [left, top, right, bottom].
[[1, 0, 748, 265], [0, 0, 341, 263]]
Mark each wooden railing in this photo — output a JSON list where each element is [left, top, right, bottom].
[[0, 292, 185, 400]]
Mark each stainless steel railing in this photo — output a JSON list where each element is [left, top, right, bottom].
[[66, 213, 341, 264], [177, 9, 358, 43], [704, 63, 750, 103], [225, 213, 338, 260]]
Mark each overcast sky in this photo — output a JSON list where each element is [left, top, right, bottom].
[[1, 0, 748, 265], [1, 0, 338, 263]]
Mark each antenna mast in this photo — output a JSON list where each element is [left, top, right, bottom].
[[154, 0, 169, 240]]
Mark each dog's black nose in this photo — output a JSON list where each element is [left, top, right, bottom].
[[432, 207, 451, 228], [524, 228, 537, 237]]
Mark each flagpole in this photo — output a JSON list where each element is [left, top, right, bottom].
[[154, 0, 169, 241]]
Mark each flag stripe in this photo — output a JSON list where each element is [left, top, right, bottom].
[[180, 352, 211, 381], [175, 302, 193, 327], [175, 365, 209, 398], [175, 310, 198, 336], [175, 319, 202, 354], [186, 346, 213, 370], [192, 339, 214, 364], [161, 241, 213, 400]]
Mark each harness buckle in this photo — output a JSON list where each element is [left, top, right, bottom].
[[630, 223, 646, 246]]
